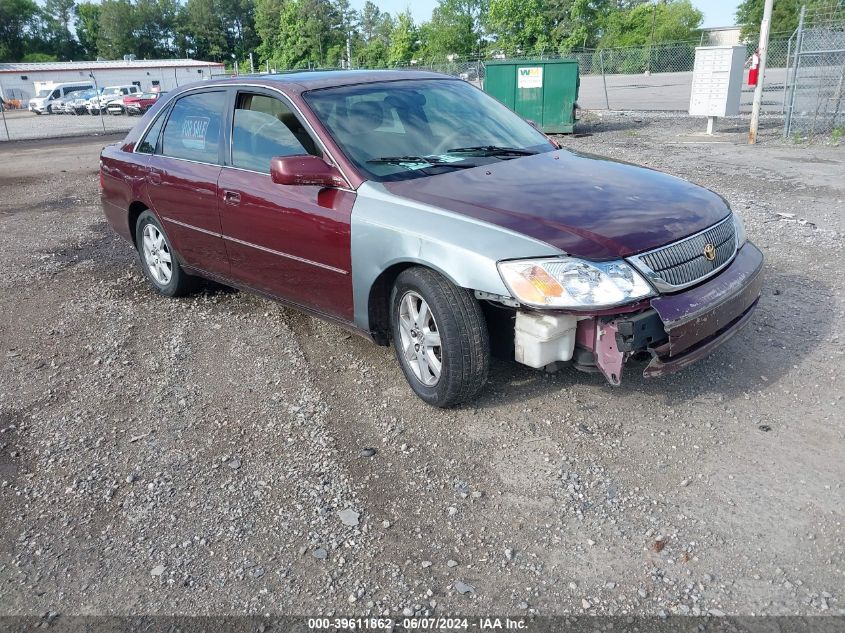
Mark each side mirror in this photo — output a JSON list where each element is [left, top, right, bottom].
[[270, 155, 347, 188]]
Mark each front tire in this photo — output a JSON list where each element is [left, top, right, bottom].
[[390, 267, 490, 407], [135, 211, 196, 297]]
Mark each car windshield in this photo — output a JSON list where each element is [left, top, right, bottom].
[[36, 89, 51, 97], [303, 78, 555, 182]]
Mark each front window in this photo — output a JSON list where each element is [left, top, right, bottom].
[[230, 92, 321, 173], [303, 79, 555, 182]]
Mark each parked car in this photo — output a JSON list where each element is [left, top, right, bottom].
[[124, 91, 166, 115], [105, 98, 128, 115], [52, 89, 88, 114], [62, 88, 100, 114], [100, 71, 763, 407], [88, 85, 142, 114], [29, 81, 95, 114]]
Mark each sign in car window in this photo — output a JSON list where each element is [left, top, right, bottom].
[[161, 91, 225, 163], [517, 67, 543, 89]]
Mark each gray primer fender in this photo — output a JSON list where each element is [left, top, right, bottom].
[[351, 181, 564, 332]]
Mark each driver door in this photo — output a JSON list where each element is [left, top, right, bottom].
[[218, 89, 355, 322]]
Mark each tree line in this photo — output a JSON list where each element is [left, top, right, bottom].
[[1, 0, 838, 68]]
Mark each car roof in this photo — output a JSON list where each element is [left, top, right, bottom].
[[207, 69, 456, 92]]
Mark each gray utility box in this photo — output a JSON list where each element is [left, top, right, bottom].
[[688, 45, 745, 117]]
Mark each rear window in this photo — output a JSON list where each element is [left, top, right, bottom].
[[160, 91, 226, 164]]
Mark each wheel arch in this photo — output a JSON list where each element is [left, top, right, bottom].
[[128, 201, 149, 248], [366, 260, 462, 346]]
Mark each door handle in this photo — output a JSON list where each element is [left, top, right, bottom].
[[223, 190, 241, 205], [146, 167, 162, 185]]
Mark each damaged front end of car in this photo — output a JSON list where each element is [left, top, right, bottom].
[[488, 215, 764, 385]]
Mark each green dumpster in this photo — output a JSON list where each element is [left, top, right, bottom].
[[483, 59, 580, 134]]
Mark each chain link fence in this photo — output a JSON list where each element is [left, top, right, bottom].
[[402, 40, 792, 113], [784, 6, 845, 142], [0, 38, 805, 142]]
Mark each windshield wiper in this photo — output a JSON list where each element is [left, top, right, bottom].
[[446, 145, 537, 157], [366, 156, 476, 169]]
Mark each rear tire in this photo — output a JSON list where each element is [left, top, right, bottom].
[[135, 210, 196, 297], [390, 267, 490, 407]]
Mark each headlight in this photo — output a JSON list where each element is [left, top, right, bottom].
[[498, 257, 655, 309], [732, 212, 747, 248]]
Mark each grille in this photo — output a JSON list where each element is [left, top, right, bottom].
[[631, 217, 736, 291]]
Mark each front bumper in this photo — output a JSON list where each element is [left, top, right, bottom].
[[643, 241, 763, 376], [512, 242, 764, 384], [595, 242, 764, 383]]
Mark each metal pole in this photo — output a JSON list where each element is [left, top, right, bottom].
[[0, 79, 11, 141], [782, 35, 792, 113], [785, 7, 806, 137], [89, 72, 106, 134], [748, 0, 774, 143], [599, 50, 610, 109], [647, 2, 657, 75]]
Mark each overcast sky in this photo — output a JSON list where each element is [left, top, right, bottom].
[[350, 0, 740, 29]]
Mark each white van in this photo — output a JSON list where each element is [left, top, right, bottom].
[[29, 81, 95, 114]]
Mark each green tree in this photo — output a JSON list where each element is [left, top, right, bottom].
[[97, 0, 135, 58], [735, 0, 808, 41], [255, 0, 284, 62], [42, 0, 80, 59], [357, 3, 393, 66], [218, 0, 259, 64], [22, 51, 58, 61], [181, 0, 228, 60], [359, 0, 382, 41], [599, 0, 702, 48], [387, 9, 417, 64], [420, 0, 487, 59], [75, 1, 100, 58], [272, 0, 311, 67], [0, 0, 40, 61], [486, 0, 552, 54], [134, 0, 181, 58], [556, 0, 613, 51]]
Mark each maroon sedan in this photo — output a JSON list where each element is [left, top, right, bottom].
[[100, 71, 763, 407], [123, 92, 166, 115]]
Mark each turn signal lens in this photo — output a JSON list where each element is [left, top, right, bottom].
[[498, 257, 655, 309], [732, 212, 747, 248]]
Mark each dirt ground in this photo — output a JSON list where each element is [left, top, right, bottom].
[[1, 115, 843, 618]]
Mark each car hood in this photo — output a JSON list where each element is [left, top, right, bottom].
[[382, 149, 732, 260]]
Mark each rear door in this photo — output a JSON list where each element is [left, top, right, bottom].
[[144, 89, 230, 277], [217, 88, 355, 321]]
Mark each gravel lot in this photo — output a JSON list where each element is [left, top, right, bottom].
[[1, 115, 843, 618]]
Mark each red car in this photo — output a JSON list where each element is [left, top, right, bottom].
[[123, 92, 165, 115], [100, 71, 763, 407]]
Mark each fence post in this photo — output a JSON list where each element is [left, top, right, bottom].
[[599, 50, 610, 110], [0, 79, 10, 141], [785, 6, 806, 137], [89, 72, 106, 134], [782, 35, 792, 113]]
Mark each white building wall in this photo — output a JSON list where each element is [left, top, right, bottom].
[[0, 64, 223, 104]]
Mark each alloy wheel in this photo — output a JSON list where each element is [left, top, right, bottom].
[[141, 223, 173, 285], [397, 291, 442, 386]]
